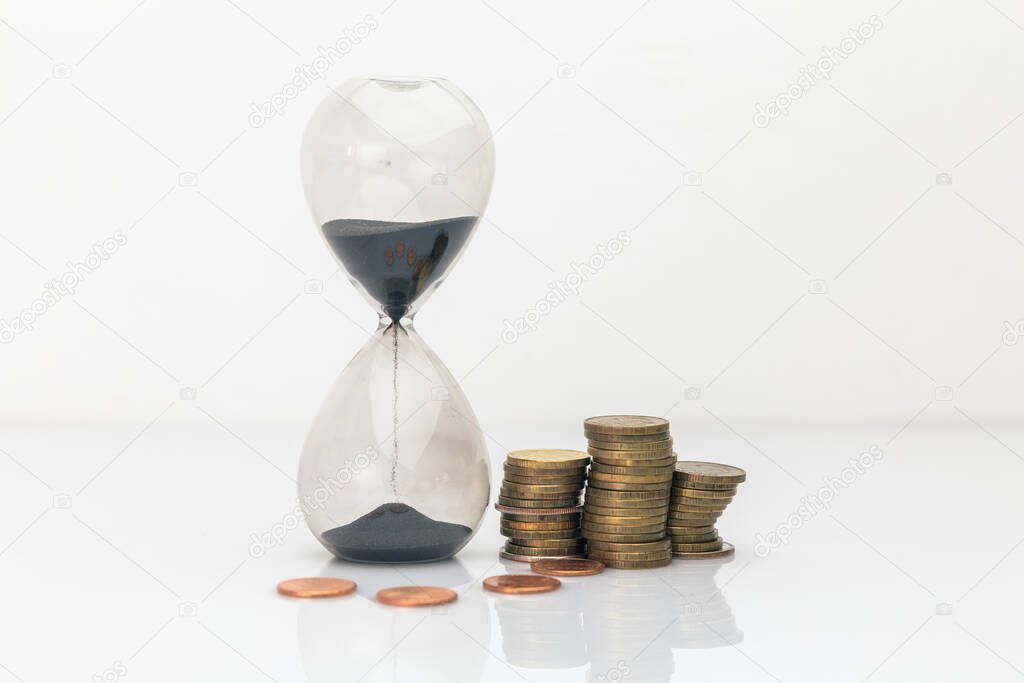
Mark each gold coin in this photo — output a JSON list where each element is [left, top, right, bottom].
[[671, 486, 737, 500], [503, 472, 584, 486], [587, 479, 671, 492], [499, 528, 581, 541], [667, 530, 719, 543], [582, 504, 669, 518], [498, 549, 584, 563], [500, 510, 581, 522], [672, 540, 735, 559], [583, 512, 667, 527], [504, 463, 587, 477], [672, 478, 738, 491], [593, 556, 672, 569], [669, 520, 720, 531], [498, 496, 580, 508], [586, 437, 673, 452], [584, 492, 670, 508], [586, 548, 672, 561], [500, 484, 583, 498], [582, 521, 666, 535], [669, 500, 730, 512], [506, 449, 590, 469], [500, 518, 579, 531], [589, 463, 675, 477], [530, 558, 605, 576], [593, 454, 677, 468], [581, 529, 665, 543], [494, 503, 583, 515], [671, 538, 724, 552], [584, 415, 670, 436], [665, 525, 716, 535], [513, 536, 586, 548], [505, 542, 584, 556], [584, 538, 671, 553], [588, 445, 673, 461], [587, 430, 674, 443], [673, 461, 747, 484], [589, 471, 673, 486]]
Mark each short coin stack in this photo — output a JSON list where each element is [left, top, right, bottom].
[[497, 449, 589, 561], [668, 461, 746, 557], [581, 416, 677, 569]]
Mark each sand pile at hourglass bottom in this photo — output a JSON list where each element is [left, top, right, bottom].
[[320, 503, 472, 563]]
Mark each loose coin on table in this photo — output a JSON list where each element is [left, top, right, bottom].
[[530, 558, 605, 576], [483, 574, 561, 594], [376, 586, 458, 607], [277, 577, 356, 598]]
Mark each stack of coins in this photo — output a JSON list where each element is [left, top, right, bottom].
[[497, 449, 589, 561], [581, 416, 677, 569], [668, 461, 746, 557]]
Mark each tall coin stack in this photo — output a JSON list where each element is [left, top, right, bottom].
[[497, 449, 589, 562], [668, 461, 746, 557], [581, 416, 677, 569]]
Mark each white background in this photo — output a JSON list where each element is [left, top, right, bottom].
[[1, 1, 1023, 681]]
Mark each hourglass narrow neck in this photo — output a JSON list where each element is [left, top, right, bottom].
[[378, 314, 415, 331]]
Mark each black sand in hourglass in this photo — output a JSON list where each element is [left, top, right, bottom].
[[320, 503, 472, 563], [318, 216, 478, 562], [321, 216, 477, 322]]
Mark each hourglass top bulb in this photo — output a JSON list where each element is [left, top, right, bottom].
[[301, 76, 495, 322]]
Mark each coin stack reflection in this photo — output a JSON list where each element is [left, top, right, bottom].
[[582, 569, 676, 683], [667, 461, 746, 557], [663, 556, 744, 649], [582, 416, 676, 569], [498, 449, 589, 561], [493, 589, 586, 669]]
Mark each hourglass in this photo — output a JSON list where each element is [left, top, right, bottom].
[[298, 76, 494, 563]]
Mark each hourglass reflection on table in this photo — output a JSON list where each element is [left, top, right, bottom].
[[298, 76, 493, 563]]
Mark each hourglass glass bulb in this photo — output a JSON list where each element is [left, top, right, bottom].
[[298, 76, 495, 563]]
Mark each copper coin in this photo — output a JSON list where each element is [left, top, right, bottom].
[[376, 586, 458, 607], [277, 577, 356, 598], [483, 574, 561, 594], [531, 558, 605, 576]]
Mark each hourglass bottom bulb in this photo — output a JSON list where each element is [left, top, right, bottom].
[[320, 503, 473, 563]]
